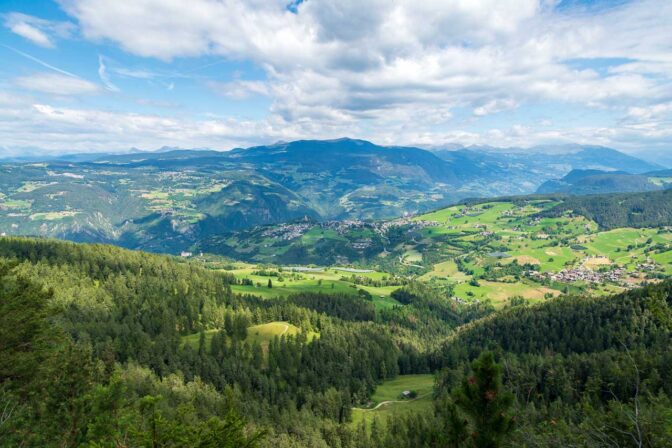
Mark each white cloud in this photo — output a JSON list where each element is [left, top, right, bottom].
[[627, 103, 672, 122], [0, 101, 300, 155], [0, 0, 665, 152], [9, 22, 53, 47], [97, 55, 120, 92], [14, 73, 100, 95], [58, 1, 671, 108], [208, 80, 270, 100], [3, 12, 74, 48], [473, 99, 518, 116]]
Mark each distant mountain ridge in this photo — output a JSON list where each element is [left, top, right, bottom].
[[536, 168, 672, 195], [0, 138, 663, 253]]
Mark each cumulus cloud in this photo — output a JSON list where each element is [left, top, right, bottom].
[[57, 1, 671, 109], [0, 0, 668, 153], [473, 99, 518, 117], [14, 73, 100, 95], [627, 103, 672, 122], [0, 101, 303, 155]]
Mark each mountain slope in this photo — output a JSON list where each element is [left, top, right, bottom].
[[429, 280, 672, 446], [536, 169, 666, 194], [539, 188, 672, 229], [0, 139, 662, 254]]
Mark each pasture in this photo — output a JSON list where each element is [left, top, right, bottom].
[[182, 321, 316, 351], [227, 263, 403, 309], [351, 374, 435, 427], [453, 279, 559, 306]]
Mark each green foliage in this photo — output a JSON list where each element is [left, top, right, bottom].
[[0, 234, 671, 446], [540, 189, 672, 229], [0, 261, 56, 391], [452, 352, 514, 448]]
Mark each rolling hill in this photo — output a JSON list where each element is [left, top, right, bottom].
[[202, 191, 672, 310], [536, 168, 672, 195], [4, 233, 670, 447], [0, 139, 662, 254]]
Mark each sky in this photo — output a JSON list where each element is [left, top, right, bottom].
[[0, 0, 670, 156]]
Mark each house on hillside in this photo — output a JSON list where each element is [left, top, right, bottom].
[[401, 390, 418, 399]]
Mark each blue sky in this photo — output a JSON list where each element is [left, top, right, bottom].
[[0, 0, 670, 155]]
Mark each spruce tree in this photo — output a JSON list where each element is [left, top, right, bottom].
[[452, 351, 514, 448]]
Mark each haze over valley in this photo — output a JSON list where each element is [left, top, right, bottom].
[[1, 1, 671, 447], [0, 138, 667, 254]]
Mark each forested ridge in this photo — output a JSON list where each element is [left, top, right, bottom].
[[1, 237, 671, 446], [539, 189, 672, 229], [451, 189, 672, 231]]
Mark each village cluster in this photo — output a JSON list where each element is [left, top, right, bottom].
[[258, 217, 439, 244], [527, 267, 628, 284], [525, 257, 661, 286]]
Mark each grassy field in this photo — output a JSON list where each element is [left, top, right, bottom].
[[410, 200, 672, 302], [213, 198, 672, 309], [455, 280, 559, 305], [247, 321, 315, 346], [30, 211, 80, 221], [351, 374, 435, 427], [227, 263, 403, 309], [182, 321, 318, 351], [419, 260, 469, 282], [1, 199, 32, 210]]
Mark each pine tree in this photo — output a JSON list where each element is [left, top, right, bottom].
[[452, 351, 514, 448], [224, 312, 234, 337], [436, 395, 468, 448]]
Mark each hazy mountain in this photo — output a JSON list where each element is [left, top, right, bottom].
[[432, 144, 661, 174], [631, 148, 672, 169], [0, 138, 662, 253], [536, 168, 672, 195]]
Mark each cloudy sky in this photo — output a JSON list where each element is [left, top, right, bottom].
[[0, 0, 671, 155]]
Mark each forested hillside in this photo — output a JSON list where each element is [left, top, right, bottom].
[[540, 189, 672, 229], [1, 237, 670, 446], [0, 140, 663, 254], [0, 238, 485, 446], [429, 282, 672, 446]]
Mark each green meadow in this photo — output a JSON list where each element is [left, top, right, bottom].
[[351, 374, 435, 427], [213, 198, 672, 310], [410, 200, 672, 303], [228, 263, 403, 309], [182, 321, 318, 352]]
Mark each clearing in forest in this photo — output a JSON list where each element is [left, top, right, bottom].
[[351, 374, 435, 427]]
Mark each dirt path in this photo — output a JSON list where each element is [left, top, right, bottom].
[[352, 393, 430, 411], [398, 255, 424, 269], [280, 324, 289, 335]]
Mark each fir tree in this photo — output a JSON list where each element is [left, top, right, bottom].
[[453, 352, 514, 448]]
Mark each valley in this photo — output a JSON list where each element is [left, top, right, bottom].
[[199, 193, 672, 309], [0, 139, 666, 256], [1, 142, 672, 448], [3, 0, 672, 445]]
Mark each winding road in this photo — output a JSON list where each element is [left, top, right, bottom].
[[352, 393, 430, 411]]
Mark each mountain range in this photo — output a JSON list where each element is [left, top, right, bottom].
[[537, 168, 672, 195], [0, 138, 665, 253]]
